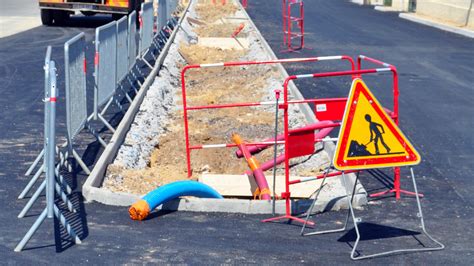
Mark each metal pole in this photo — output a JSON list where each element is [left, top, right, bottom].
[[18, 164, 44, 199], [18, 180, 46, 218], [465, 0, 473, 26], [47, 61, 57, 218], [14, 208, 48, 252], [272, 90, 281, 215], [24, 149, 44, 176]]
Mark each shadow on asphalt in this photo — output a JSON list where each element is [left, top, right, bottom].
[[338, 222, 421, 242], [146, 210, 178, 221]]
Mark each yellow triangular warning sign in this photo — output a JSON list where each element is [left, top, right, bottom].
[[333, 78, 421, 170]]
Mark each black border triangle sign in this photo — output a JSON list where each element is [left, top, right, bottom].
[[333, 78, 421, 170]]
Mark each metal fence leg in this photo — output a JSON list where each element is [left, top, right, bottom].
[[140, 55, 154, 70], [85, 122, 107, 148], [18, 164, 45, 199], [99, 97, 114, 116], [72, 148, 92, 174], [18, 177, 76, 218], [97, 113, 116, 133], [14, 208, 48, 252], [348, 168, 445, 260], [15, 203, 81, 252], [18, 180, 46, 218], [119, 84, 133, 103], [25, 149, 44, 176]]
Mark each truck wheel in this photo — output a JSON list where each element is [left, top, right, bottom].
[[41, 9, 53, 26], [81, 11, 96, 17], [53, 10, 69, 26]]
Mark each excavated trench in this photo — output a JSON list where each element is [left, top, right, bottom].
[[101, 0, 335, 199]]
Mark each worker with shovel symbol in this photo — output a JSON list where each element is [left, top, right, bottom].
[[365, 114, 390, 155]]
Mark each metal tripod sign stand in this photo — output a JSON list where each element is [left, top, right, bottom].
[[301, 77, 444, 260]]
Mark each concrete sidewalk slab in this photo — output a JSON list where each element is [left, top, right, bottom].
[[400, 13, 474, 38], [0, 0, 41, 38], [0, 16, 41, 38]]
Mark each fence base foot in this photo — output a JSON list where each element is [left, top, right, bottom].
[[262, 214, 315, 226], [370, 188, 424, 199]]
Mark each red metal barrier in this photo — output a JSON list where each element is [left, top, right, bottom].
[[356, 55, 422, 200], [181, 55, 355, 179], [235, 121, 339, 158], [282, 0, 305, 51], [262, 66, 400, 225]]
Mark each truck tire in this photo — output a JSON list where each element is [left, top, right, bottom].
[[41, 9, 53, 26], [81, 11, 96, 17], [112, 13, 124, 20], [53, 10, 69, 26]]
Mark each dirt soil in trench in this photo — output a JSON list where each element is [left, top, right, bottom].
[[103, 1, 328, 195]]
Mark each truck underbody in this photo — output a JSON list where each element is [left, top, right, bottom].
[[38, 0, 142, 25]]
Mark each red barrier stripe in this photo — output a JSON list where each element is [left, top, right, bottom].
[[94, 52, 99, 66], [50, 97, 57, 102], [83, 58, 87, 73]]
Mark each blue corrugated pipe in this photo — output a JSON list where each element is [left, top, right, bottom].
[[129, 180, 223, 220]]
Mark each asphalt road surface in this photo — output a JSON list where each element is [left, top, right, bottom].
[[0, 0, 473, 264]]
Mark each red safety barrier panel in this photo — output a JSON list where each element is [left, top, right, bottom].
[[287, 130, 315, 158], [282, 0, 305, 51], [181, 55, 355, 179], [181, 54, 412, 226]]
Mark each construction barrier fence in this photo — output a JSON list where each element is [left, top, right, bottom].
[[16, 50, 81, 252], [17, 0, 183, 251], [65, 33, 88, 142]]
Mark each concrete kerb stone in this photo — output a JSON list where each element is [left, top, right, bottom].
[[400, 13, 474, 38], [84, 0, 367, 214], [349, 0, 364, 5], [374, 6, 402, 12]]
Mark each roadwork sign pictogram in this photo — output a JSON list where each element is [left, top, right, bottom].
[[333, 78, 421, 170]]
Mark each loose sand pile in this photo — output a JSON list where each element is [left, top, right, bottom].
[[103, 0, 330, 195]]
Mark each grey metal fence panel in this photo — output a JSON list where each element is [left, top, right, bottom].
[[128, 11, 138, 70], [116, 16, 128, 84], [139, 2, 154, 56], [95, 20, 117, 111], [157, 0, 168, 32], [64, 32, 87, 142]]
